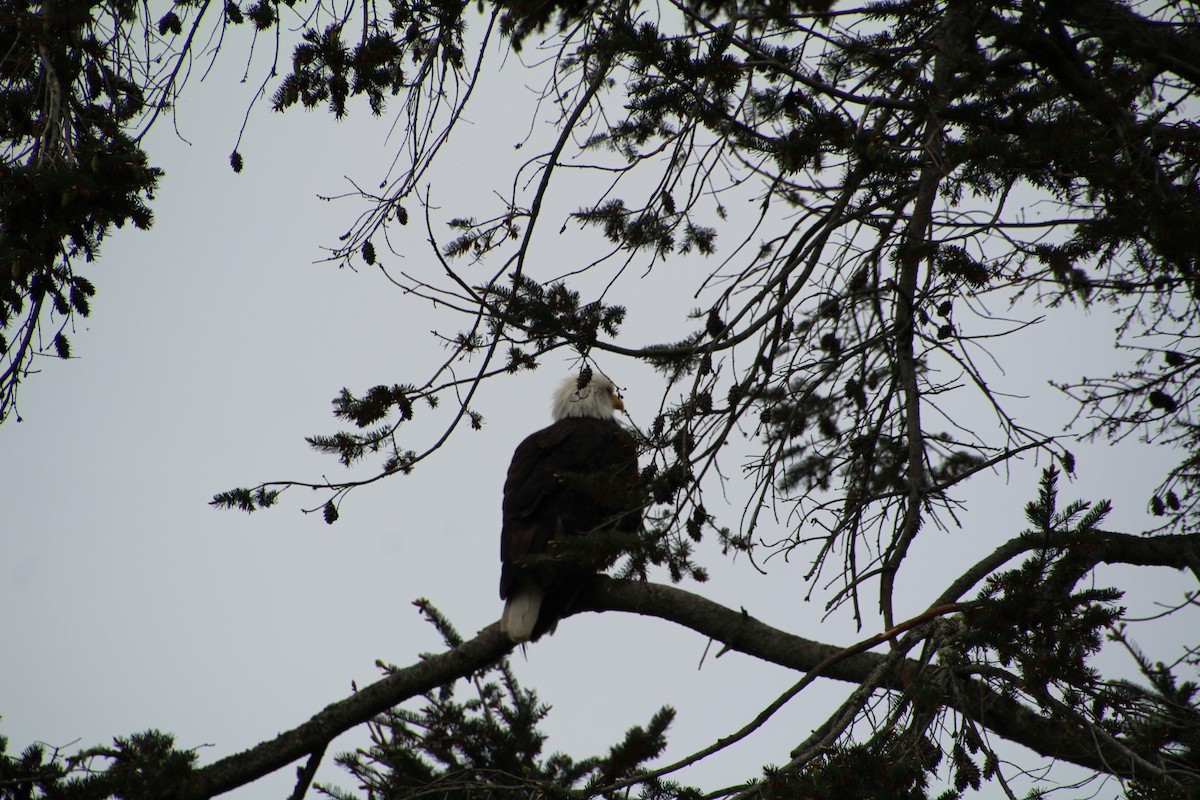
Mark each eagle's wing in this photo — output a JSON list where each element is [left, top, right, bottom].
[[499, 423, 577, 595]]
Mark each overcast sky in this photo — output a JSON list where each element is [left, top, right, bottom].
[[2, 16, 1196, 799]]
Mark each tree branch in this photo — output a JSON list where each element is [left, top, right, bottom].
[[177, 530, 1198, 798], [177, 627, 515, 799]]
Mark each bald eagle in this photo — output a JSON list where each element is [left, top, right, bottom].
[[499, 373, 642, 643]]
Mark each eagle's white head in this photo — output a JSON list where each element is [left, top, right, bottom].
[[551, 373, 625, 420]]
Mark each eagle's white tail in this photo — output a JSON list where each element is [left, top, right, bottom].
[[501, 586, 543, 643]]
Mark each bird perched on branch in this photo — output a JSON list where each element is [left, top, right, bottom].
[[500, 371, 642, 643]]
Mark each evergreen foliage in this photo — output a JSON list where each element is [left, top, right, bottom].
[[756, 740, 957, 800], [0, 730, 195, 800], [318, 602, 697, 800], [0, 0, 162, 420]]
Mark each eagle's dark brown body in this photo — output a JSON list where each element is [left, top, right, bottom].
[[500, 414, 641, 642]]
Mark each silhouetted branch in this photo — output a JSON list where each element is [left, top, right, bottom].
[[179, 530, 1199, 798], [178, 627, 515, 799]]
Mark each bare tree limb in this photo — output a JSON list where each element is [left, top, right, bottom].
[[286, 743, 326, 800]]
